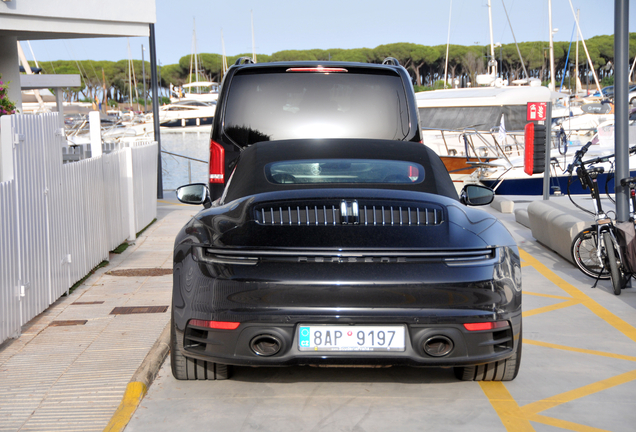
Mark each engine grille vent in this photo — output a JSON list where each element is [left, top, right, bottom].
[[255, 201, 443, 226]]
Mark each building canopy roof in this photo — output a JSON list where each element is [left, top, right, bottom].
[[0, 0, 156, 40]]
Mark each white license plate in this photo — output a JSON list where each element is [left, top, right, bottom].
[[298, 325, 406, 352]]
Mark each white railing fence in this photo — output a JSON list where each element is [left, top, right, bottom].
[[0, 113, 157, 344]]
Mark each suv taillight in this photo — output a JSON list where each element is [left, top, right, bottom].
[[209, 140, 225, 183]]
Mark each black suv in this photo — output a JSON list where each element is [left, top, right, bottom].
[[208, 58, 422, 199]]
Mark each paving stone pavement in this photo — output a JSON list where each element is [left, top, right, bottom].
[[0, 197, 195, 432]]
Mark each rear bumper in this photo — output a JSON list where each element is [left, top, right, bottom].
[[172, 243, 522, 367], [176, 313, 521, 368]]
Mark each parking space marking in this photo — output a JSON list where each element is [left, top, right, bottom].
[[524, 339, 636, 362], [524, 292, 573, 300], [525, 414, 608, 432], [522, 299, 580, 318], [480, 249, 636, 432], [520, 369, 636, 417], [479, 382, 534, 431], [519, 250, 636, 344]]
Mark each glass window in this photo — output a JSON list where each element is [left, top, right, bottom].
[[223, 72, 410, 145], [265, 159, 424, 185], [419, 105, 528, 131]]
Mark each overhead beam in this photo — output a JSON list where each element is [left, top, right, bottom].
[[20, 74, 81, 90]]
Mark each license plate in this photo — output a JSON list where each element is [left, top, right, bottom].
[[298, 325, 406, 352]]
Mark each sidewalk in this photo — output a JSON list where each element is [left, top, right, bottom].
[[0, 195, 195, 432]]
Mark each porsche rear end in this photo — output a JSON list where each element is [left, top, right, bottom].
[[172, 192, 522, 370]]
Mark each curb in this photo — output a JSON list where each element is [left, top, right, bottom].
[[103, 321, 171, 432]]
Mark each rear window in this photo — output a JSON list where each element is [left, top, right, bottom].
[[223, 71, 410, 145], [419, 105, 528, 131], [266, 159, 424, 185]]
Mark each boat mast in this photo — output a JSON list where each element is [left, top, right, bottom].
[[500, 0, 529, 81], [488, 0, 496, 75], [189, 18, 199, 90], [443, 0, 452, 88], [548, 0, 556, 90], [575, 9, 581, 93], [221, 29, 228, 78], [251, 10, 257, 63], [567, 0, 602, 94]]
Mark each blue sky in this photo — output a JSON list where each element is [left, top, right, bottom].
[[23, 0, 634, 67]]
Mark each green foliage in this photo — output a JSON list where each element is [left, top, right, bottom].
[[0, 74, 17, 115], [601, 76, 614, 86], [111, 242, 129, 254], [432, 80, 450, 89], [413, 85, 431, 92]]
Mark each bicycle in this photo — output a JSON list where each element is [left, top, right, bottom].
[[568, 143, 630, 295]]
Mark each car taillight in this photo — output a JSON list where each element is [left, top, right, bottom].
[[286, 67, 348, 73], [463, 321, 509, 331], [209, 139, 225, 183], [190, 319, 240, 330]]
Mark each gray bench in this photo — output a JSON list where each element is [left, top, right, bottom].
[[525, 200, 595, 263]]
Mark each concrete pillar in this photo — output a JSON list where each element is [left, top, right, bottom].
[[0, 36, 22, 113]]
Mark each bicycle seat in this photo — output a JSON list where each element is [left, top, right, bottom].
[[620, 177, 636, 187]]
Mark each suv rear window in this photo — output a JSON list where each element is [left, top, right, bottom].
[[223, 71, 410, 146], [266, 159, 424, 185]]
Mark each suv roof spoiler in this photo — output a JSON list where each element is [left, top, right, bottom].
[[382, 57, 400, 66]]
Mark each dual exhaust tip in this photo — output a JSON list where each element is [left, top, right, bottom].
[[250, 334, 454, 358], [250, 334, 282, 356], [422, 335, 454, 357]]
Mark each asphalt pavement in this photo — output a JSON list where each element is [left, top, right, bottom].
[[1, 194, 636, 432]]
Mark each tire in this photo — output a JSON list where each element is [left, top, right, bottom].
[[170, 313, 232, 380], [603, 232, 623, 296], [454, 324, 522, 381], [571, 228, 610, 280]]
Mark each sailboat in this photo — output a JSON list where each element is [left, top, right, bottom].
[[171, 19, 219, 104]]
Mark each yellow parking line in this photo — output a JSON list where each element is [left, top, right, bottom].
[[480, 249, 636, 431], [526, 414, 610, 432], [520, 369, 636, 416], [519, 249, 636, 344], [524, 339, 636, 362], [524, 292, 573, 300], [522, 299, 580, 318], [479, 382, 535, 431]]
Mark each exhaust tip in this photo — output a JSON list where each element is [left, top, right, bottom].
[[422, 335, 454, 357], [250, 335, 282, 356]]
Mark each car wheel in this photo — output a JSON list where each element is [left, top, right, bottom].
[[170, 312, 232, 380], [454, 324, 522, 381]]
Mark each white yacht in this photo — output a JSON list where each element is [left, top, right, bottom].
[[170, 81, 220, 104], [159, 100, 217, 128]]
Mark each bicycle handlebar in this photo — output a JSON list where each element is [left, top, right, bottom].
[[566, 144, 636, 175], [566, 141, 593, 174]]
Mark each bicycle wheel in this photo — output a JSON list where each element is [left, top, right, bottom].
[[603, 232, 623, 295], [571, 229, 610, 279]]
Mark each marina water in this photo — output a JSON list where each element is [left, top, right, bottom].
[[160, 128, 210, 191]]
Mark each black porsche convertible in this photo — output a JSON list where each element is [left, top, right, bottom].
[[171, 139, 522, 381]]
